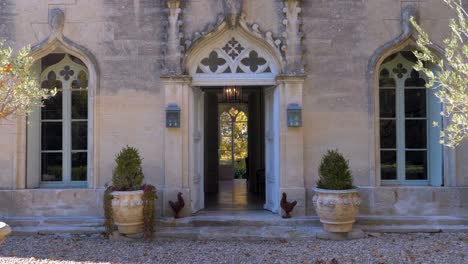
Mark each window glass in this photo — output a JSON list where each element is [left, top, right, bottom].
[[39, 53, 88, 185], [379, 51, 433, 184], [41, 153, 63, 181]]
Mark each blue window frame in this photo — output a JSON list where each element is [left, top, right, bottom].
[[379, 51, 443, 186]]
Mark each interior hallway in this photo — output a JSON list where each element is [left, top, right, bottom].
[[204, 179, 265, 211]]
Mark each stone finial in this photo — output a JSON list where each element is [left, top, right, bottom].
[[401, 5, 417, 37], [49, 8, 65, 37], [168, 0, 181, 17], [282, 0, 304, 75], [223, 0, 243, 28], [162, 0, 184, 75]]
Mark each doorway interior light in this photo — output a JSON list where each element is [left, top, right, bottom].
[[223, 86, 242, 103]]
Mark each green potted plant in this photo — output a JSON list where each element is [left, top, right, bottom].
[[312, 149, 361, 233], [104, 146, 157, 238]]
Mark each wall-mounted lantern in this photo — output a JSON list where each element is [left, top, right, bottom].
[[166, 104, 180, 128], [287, 103, 302, 127]]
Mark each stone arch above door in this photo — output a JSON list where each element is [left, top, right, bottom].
[[184, 20, 284, 86]]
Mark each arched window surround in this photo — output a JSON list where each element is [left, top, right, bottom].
[[374, 48, 446, 186], [21, 39, 99, 189], [28, 54, 90, 188]]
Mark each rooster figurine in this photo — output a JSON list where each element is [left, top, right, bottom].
[[280, 192, 297, 218], [169, 192, 185, 219]]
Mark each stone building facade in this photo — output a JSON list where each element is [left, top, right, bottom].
[[0, 0, 467, 222]]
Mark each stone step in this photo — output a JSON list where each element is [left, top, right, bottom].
[[357, 215, 468, 226], [156, 216, 322, 228], [2, 216, 104, 235], [358, 224, 468, 233], [156, 214, 468, 228], [155, 226, 322, 241], [3, 214, 467, 236], [12, 225, 105, 235], [3, 216, 103, 228]]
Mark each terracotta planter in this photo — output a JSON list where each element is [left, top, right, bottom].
[[312, 188, 361, 233], [111, 190, 144, 234], [0, 222, 11, 244]]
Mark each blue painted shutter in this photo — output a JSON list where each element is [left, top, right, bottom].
[[428, 90, 443, 186]]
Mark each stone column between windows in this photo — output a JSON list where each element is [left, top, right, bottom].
[[277, 75, 306, 217], [161, 76, 192, 217]]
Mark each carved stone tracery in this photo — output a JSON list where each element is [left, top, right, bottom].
[[195, 37, 272, 75], [161, 0, 305, 77]]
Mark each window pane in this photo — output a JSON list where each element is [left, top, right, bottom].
[[405, 120, 427, 148], [41, 153, 62, 181], [72, 152, 87, 181], [220, 136, 232, 148], [41, 122, 62, 150], [405, 69, 426, 87], [219, 150, 232, 164], [220, 112, 231, 122], [381, 151, 397, 180], [42, 91, 62, 120], [220, 122, 232, 137], [72, 90, 88, 119], [405, 89, 426, 117], [379, 89, 396, 118], [236, 111, 248, 122], [379, 69, 395, 87], [380, 120, 396, 148], [72, 121, 87, 150], [406, 151, 427, 180]]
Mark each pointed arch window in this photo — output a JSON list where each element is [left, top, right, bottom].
[[219, 106, 248, 165], [31, 54, 89, 187], [378, 51, 443, 186]]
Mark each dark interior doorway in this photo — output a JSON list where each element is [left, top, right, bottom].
[[203, 87, 265, 211]]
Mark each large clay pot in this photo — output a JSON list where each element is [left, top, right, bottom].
[[312, 188, 361, 233], [111, 190, 144, 234], [0, 222, 11, 244]]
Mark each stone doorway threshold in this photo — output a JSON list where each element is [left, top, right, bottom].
[[3, 214, 468, 239], [156, 211, 323, 240]]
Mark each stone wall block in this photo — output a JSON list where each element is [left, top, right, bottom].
[[357, 187, 373, 215]]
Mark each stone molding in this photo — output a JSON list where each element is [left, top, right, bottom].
[[367, 5, 417, 77], [160, 0, 306, 76], [282, 0, 305, 75], [223, 0, 243, 29], [27, 8, 100, 189], [160, 75, 192, 84], [31, 8, 99, 79], [366, 5, 454, 188], [184, 16, 284, 70], [161, 0, 184, 76]]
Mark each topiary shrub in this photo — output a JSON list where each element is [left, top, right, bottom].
[[317, 149, 354, 190], [104, 146, 157, 241], [112, 146, 144, 191]]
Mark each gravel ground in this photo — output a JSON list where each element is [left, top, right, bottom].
[[0, 233, 467, 264]]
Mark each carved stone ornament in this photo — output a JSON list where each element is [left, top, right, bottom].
[[223, 0, 243, 28], [196, 37, 272, 74], [162, 0, 184, 75], [49, 8, 65, 38], [367, 5, 418, 76], [282, 0, 304, 75]]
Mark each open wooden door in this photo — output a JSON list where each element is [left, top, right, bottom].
[[189, 87, 205, 213], [204, 92, 219, 194], [264, 87, 280, 212]]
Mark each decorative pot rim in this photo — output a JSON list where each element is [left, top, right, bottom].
[[313, 187, 359, 194], [111, 190, 144, 196]]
